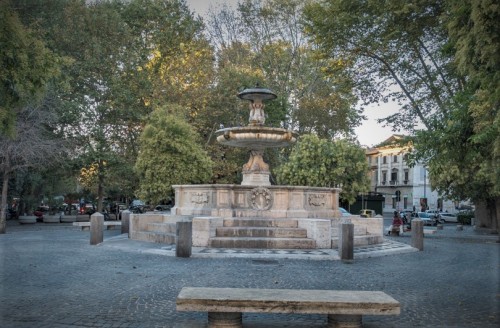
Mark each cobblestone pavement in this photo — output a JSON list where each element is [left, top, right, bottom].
[[0, 221, 498, 328]]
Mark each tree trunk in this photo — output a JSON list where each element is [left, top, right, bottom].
[[0, 171, 10, 234], [475, 197, 499, 234], [97, 160, 104, 213]]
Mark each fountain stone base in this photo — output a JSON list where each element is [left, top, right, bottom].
[[171, 184, 341, 218], [241, 172, 271, 186]]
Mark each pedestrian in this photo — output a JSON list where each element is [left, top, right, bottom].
[[388, 211, 404, 236]]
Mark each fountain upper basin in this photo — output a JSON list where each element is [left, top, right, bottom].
[[215, 126, 298, 149]]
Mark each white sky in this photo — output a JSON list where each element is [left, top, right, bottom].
[[185, 0, 397, 147]]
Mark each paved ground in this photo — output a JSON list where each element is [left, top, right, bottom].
[[0, 219, 498, 328]]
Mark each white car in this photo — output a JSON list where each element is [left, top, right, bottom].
[[425, 210, 441, 218], [413, 212, 437, 226], [439, 213, 458, 222]]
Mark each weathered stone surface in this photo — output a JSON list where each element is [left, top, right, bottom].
[[176, 287, 400, 316], [338, 222, 354, 260], [90, 213, 104, 245], [121, 210, 130, 235], [18, 216, 37, 224], [171, 184, 341, 218], [43, 215, 61, 223], [411, 219, 424, 251], [215, 226, 307, 238], [176, 221, 192, 258], [192, 217, 223, 247], [209, 237, 316, 249], [60, 215, 76, 223]]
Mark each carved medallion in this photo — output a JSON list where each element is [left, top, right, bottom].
[[190, 192, 209, 204], [249, 187, 273, 210], [308, 194, 326, 207]]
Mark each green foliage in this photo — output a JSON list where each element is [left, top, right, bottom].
[[445, 0, 500, 196], [275, 134, 369, 204], [206, 0, 360, 139], [457, 211, 474, 225], [303, 0, 454, 132], [135, 106, 214, 204], [413, 1, 499, 210], [0, 0, 62, 136]]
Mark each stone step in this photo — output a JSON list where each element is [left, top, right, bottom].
[[331, 235, 384, 248], [331, 226, 367, 236], [134, 231, 176, 244], [145, 222, 176, 234], [209, 237, 316, 249], [216, 227, 307, 238], [223, 218, 298, 228]]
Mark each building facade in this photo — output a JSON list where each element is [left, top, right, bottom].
[[366, 135, 456, 214]]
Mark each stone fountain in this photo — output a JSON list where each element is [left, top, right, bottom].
[[216, 86, 296, 186], [129, 87, 384, 249]]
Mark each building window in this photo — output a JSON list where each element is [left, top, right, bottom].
[[393, 155, 398, 163], [404, 170, 409, 182], [391, 169, 398, 184], [382, 171, 387, 184], [420, 167, 426, 181], [383, 156, 387, 164]]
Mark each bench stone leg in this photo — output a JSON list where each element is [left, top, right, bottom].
[[327, 314, 362, 328], [208, 312, 242, 327]]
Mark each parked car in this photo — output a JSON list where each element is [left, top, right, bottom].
[[110, 202, 127, 215], [339, 207, 351, 217], [129, 199, 147, 213], [359, 209, 376, 218], [439, 212, 458, 223], [154, 204, 172, 212], [414, 212, 437, 226], [83, 203, 96, 215], [61, 203, 79, 214], [426, 210, 441, 219]]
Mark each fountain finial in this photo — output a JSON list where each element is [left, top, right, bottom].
[[238, 85, 276, 126]]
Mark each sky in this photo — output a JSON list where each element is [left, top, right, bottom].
[[185, 0, 397, 147]]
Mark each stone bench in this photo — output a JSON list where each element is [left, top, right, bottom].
[[176, 287, 400, 327], [73, 221, 121, 231]]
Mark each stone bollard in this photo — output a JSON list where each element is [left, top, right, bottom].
[[121, 210, 130, 236], [90, 212, 104, 245], [411, 219, 424, 251], [338, 220, 354, 261], [176, 221, 193, 258]]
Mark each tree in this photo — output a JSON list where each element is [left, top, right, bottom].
[[200, 0, 361, 183], [414, 0, 499, 232], [275, 134, 369, 204], [0, 0, 62, 137], [0, 101, 66, 233], [303, 0, 458, 132], [134, 106, 214, 205], [205, 0, 360, 137]]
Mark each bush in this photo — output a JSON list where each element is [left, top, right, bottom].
[[457, 211, 474, 225]]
